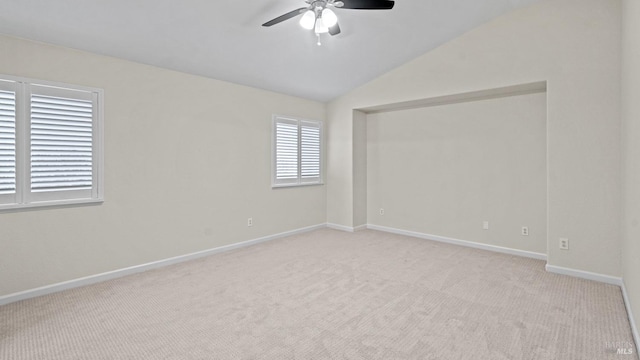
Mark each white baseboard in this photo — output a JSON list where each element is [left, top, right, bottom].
[[326, 223, 368, 232], [354, 224, 367, 232], [622, 281, 640, 352], [0, 223, 326, 306], [366, 224, 547, 260], [326, 223, 355, 232], [544, 264, 623, 286]]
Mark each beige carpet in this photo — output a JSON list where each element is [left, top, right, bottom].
[[0, 228, 637, 360]]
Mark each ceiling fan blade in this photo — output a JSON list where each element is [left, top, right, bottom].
[[262, 7, 307, 27], [329, 22, 341, 36], [338, 0, 394, 9]]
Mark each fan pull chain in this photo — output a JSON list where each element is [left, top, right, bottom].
[[317, 34, 322, 46]]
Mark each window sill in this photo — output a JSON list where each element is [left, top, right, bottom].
[[0, 198, 104, 213], [272, 182, 324, 189]]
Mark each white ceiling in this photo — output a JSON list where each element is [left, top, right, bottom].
[[0, 0, 541, 102]]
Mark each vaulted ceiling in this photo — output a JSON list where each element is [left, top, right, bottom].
[[0, 0, 541, 101]]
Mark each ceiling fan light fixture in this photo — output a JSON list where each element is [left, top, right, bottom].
[[314, 17, 329, 34], [299, 10, 316, 30], [321, 8, 338, 27], [262, 0, 395, 43]]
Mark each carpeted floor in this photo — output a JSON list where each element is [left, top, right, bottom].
[[0, 228, 637, 359]]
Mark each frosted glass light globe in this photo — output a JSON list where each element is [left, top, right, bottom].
[[299, 10, 316, 30], [322, 8, 337, 27]]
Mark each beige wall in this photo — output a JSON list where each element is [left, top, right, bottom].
[[622, 0, 640, 343], [0, 35, 326, 297], [367, 93, 547, 254], [327, 0, 622, 276], [352, 110, 368, 228]]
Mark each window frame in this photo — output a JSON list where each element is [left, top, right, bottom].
[[0, 74, 104, 212], [272, 115, 323, 188]]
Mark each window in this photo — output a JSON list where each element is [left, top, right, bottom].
[[0, 75, 103, 211], [272, 115, 322, 187]]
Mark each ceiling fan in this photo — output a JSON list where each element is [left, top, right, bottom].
[[262, 0, 395, 45]]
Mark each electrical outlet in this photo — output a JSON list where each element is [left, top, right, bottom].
[[559, 238, 569, 250], [247, 218, 253, 227], [522, 226, 529, 236], [379, 208, 384, 216], [482, 221, 489, 230]]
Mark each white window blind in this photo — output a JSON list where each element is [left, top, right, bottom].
[[0, 75, 103, 211], [273, 116, 322, 187], [300, 121, 321, 182], [30, 91, 93, 192], [0, 85, 16, 197], [275, 119, 299, 182]]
